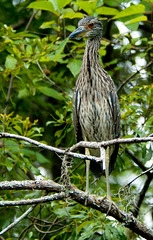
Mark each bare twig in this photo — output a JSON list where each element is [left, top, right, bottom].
[[132, 176, 153, 218], [0, 205, 36, 235], [36, 60, 55, 85], [122, 147, 147, 171], [0, 132, 153, 163], [125, 166, 153, 188], [117, 60, 153, 93], [0, 180, 63, 191], [0, 180, 153, 238], [4, 75, 14, 114], [1, 182, 153, 239], [25, 9, 38, 31], [0, 192, 65, 206], [0, 132, 101, 162]]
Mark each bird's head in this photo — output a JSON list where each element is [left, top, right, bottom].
[[69, 17, 103, 40]]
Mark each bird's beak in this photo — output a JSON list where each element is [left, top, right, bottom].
[[69, 26, 89, 39]]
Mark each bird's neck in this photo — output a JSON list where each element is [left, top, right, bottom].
[[82, 38, 101, 70]]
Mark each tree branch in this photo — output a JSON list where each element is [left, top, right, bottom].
[[122, 147, 147, 171], [0, 132, 153, 163], [0, 132, 100, 162], [0, 132, 153, 238], [0, 205, 36, 235], [0, 180, 63, 191], [117, 60, 153, 93], [125, 166, 153, 188], [0, 180, 153, 239], [0, 192, 65, 206], [131, 175, 153, 218]]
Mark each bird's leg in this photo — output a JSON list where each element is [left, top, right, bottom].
[[101, 146, 111, 199], [105, 147, 121, 218], [105, 147, 111, 201], [85, 148, 90, 193], [101, 146, 112, 213]]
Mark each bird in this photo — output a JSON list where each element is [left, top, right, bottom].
[[69, 16, 120, 199]]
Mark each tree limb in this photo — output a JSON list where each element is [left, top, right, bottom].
[[0, 132, 153, 163], [0, 180, 153, 239], [131, 175, 153, 218], [117, 60, 153, 93], [0, 192, 65, 206], [122, 147, 147, 171]]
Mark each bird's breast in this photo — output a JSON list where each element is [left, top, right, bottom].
[[77, 87, 114, 143]]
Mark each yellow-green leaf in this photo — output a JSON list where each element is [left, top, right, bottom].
[[67, 60, 82, 77], [57, 0, 71, 10], [5, 55, 17, 70], [125, 15, 147, 25], [112, 4, 145, 19], [37, 86, 64, 101], [96, 6, 119, 15], [28, 1, 58, 16], [62, 11, 84, 19]]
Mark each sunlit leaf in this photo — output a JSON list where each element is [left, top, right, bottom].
[[112, 4, 145, 19], [28, 1, 58, 16], [67, 60, 82, 77], [125, 15, 147, 25], [5, 55, 17, 70], [37, 86, 65, 100], [57, 0, 71, 10], [97, 6, 119, 15]]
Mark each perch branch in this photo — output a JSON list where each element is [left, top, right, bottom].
[[0, 132, 153, 163], [0, 181, 153, 239]]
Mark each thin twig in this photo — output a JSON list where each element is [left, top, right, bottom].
[[125, 166, 153, 188], [4, 75, 14, 114], [0, 132, 101, 162], [0, 205, 36, 235], [0, 192, 65, 206], [0, 180, 153, 238], [117, 60, 153, 93], [121, 146, 147, 171], [36, 60, 55, 85], [0, 132, 153, 161], [34, 223, 65, 234], [25, 9, 38, 31], [132, 175, 153, 218]]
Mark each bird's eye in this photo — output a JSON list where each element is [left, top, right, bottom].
[[88, 23, 94, 29]]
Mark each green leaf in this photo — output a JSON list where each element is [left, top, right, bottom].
[[96, 6, 119, 15], [112, 4, 145, 19], [77, 221, 92, 234], [37, 86, 65, 101], [5, 55, 17, 70], [104, 0, 122, 7], [74, 1, 96, 15], [62, 11, 84, 19], [67, 60, 82, 77], [54, 38, 68, 61], [28, 1, 58, 16], [6, 158, 14, 172], [57, 0, 71, 10], [125, 15, 147, 25]]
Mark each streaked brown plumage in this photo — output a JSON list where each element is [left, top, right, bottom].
[[69, 17, 120, 190]]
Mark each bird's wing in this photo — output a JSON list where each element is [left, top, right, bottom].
[[110, 89, 121, 138], [109, 88, 120, 173], [73, 89, 84, 144]]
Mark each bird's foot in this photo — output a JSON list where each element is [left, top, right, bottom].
[[84, 190, 90, 206], [105, 197, 121, 219]]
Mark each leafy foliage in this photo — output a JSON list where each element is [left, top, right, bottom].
[[0, 0, 153, 239]]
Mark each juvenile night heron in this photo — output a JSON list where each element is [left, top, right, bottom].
[[69, 17, 120, 199]]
